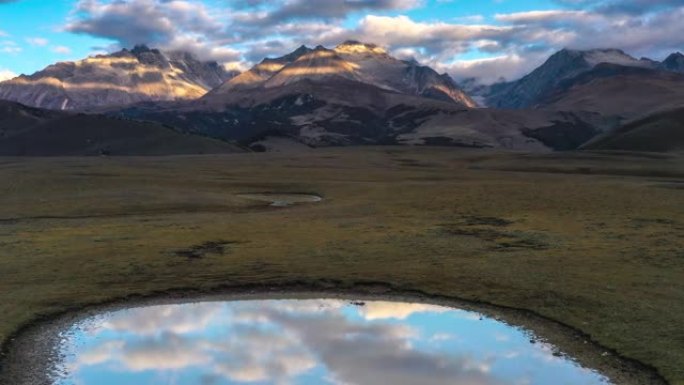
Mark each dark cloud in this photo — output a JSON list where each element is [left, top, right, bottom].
[[246, 0, 421, 24], [65, 0, 241, 62], [230, 0, 269, 8], [556, 0, 684, 14], [67, 0, 225, 46]]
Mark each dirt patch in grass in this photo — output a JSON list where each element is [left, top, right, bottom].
[[495, 234, 550, 251], [437, 216, 550, 251], [439, 226, 508, 240], [631, 218, 680, 227], [174, 240, 240, 260], [462, 215, 514, 227], [439, 226, 551, 251], [394, 158, 441, 168]]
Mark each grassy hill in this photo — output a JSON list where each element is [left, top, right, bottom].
[[584, 107, 684, 152], [0, 101, 242, 156]]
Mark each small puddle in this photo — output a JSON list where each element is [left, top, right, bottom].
[[237, 193, 323, 207], [52, 299, 610, 385]]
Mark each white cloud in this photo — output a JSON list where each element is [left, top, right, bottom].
[[354, 15, 517, 48], [100, 303, 222, 336], [26, 37, 49, 46], [494, 10, 589, 24], [359, 301, 447, 320], [51, 45, 72, 54], [447, 53, 549, 84], [0, 41, 21, 54], [0, 68, 17, 81], [430, 333, 458, 342], [453, 14, 486, 24]]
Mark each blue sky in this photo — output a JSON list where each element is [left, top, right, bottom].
[[1, 0, 683, 83], [0, 0, 106, 74]]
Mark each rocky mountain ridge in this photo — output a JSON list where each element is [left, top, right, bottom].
[[0, 45, 237, 111], [206, 41, 476, 108], [484, 48, 656, 109]]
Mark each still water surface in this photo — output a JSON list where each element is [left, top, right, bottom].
[[237, 194, 322, 207], [56, 299, 610, 385]]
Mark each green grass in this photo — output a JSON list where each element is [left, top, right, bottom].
[[0, 147, 683, 384]]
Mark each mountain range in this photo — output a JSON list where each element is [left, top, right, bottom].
[[104, 42, 612, 151], [0, 42, 683, 155]]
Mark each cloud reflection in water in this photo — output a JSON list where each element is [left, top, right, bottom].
[[58, 300, 610, 385]]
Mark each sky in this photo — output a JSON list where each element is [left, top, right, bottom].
[[1, 0, 684, 83]]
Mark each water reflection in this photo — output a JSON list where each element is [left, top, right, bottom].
[[57, 299, 609, 385], [237, 193, 323, 207]]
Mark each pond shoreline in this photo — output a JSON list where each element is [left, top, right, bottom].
[[0, 280, 669, 385]]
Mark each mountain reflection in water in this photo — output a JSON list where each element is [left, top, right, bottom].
[[57, 299, 609, 385]]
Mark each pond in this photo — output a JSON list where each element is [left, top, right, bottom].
[[53, 299, 610, 385], [237, 193, 323, 207]]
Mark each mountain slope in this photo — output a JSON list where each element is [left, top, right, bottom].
[[0, 101, 241, 156], [215, 45, 313, 93], [582, 107, 684, 152], [333, 41, 476, 107], [0, 45, 237, 111], [114, 76, 607, 151], [660, 52, 684, 73], [116, 77, 468, 145], [538, 64, 684, 120], [485, 49, 654, 109]]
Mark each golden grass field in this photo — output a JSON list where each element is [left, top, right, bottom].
[[0, 147, 682, 384]]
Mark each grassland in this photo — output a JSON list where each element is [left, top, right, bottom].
[[0, 147, 682, 384]]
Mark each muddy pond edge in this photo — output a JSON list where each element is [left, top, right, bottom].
[[0, 280, 670, 385]]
